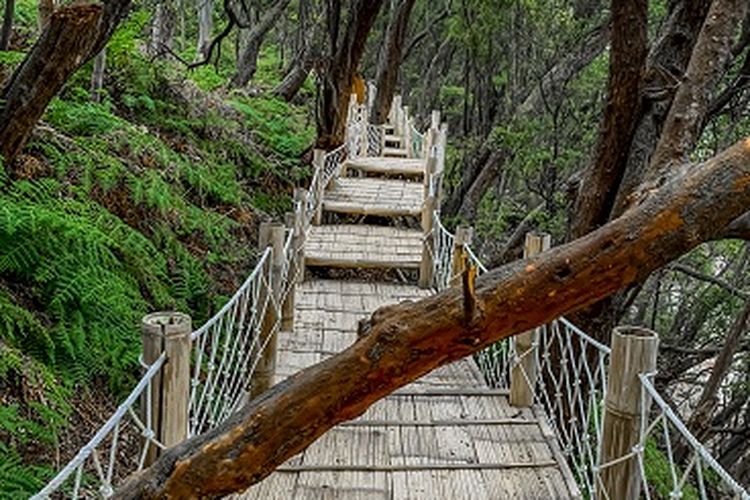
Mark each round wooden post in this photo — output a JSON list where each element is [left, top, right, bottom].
[[597, 326, 659, 500], [141, 311, 191, 465], [391, 95, 402, 130], [312, 149, 325, 225], [430, 110, 441, 130], [251, 223, 285, 399], [419, 158, 437, 289], [402, 106, 411, 156], [509, 232, 551, 407], [450, 225, 473, 288]]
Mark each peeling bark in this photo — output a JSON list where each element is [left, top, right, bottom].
[[117, 138, 750, 498]]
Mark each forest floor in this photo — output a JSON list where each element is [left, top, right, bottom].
[[0, 5, 316, 495]]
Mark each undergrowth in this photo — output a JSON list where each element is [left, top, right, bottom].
[[0, 6, 314, 495]]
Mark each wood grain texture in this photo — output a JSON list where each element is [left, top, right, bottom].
[[323, 178, 423, 217], [234, 280, 580, 499], [117, 134, 750, 499], [305, 225, 423, 269]]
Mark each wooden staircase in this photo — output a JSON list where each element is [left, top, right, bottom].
[[305, 122, 428, 272], [236, 101, 581, 499]]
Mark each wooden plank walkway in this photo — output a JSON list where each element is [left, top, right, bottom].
[[323, 178, 423, 217], [235, 112, 580, 498], [344, 157, 426, 178], [236, 281, 581, 499], [305, 225, 422, 269]]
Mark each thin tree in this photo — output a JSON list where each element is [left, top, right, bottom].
[[0, 0, 14, 50], [316, 0, 386, 149], [370, 0, 417, 125]]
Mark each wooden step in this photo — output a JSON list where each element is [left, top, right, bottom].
[[344, 157, 427, 178], [383, 146, 409, 158], [305, 225, 422, 269], [384, 134, 402, 146], [323, 178, 423, 217]]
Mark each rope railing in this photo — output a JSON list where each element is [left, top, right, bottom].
[[428, 207, 748, 498], [188, 247, 274, 436], [619, 374, 750, 500], [37, 226, 302, 499], [31, 353, 167, 499], [36, 90, 748, 499]]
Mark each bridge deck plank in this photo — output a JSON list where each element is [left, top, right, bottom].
[[343, 157, 426, 178], [323, 178, 424, 217], [305, 225, 423, 269]]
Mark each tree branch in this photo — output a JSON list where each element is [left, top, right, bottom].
[[668, 263, 749, 298]]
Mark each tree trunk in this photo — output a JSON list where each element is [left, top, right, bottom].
[[90, 48, 106, 102], [570, 0, 648, 239], [117, 137, 750, 498], [316, 0, 386, 149], [196, 0, 212, 59], [0, 0, 132, 164], [230, 0, 292, 88], [149, 0, 177, 58], [0, 0, 13, 50], [38, 0, 55, 30], [647, 0, 747, 179], [273, 50, 314, 101], [610, 0, 712, 218], [370, 0, 417, 125]]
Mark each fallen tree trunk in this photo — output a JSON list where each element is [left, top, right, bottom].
[[117, 137, 750, 498]]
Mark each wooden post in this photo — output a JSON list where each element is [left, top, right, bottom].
[[312, 149, 325, 225], [293, 188, 307, 282], [419, 157, 437, 289], [251, 223, 285, 399], [437, 123, 448, 174], [450, 226, 473, 288], [281, 212, 295, 332], [392, 95, 402, 132], [509, 232, 551, 407], [402, 106, 411, 156], [597, 326, 659, 500], [431, 110, 441, 130], [141, 311, 191, 465]]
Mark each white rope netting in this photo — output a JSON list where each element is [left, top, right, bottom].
[[188, 247, 275, 436], [431, 208, 748, 498], [32, 354, 167, 499]]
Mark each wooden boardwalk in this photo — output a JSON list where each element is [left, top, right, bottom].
[[236, 117, 581, 499], [237, 281, 580, 499]]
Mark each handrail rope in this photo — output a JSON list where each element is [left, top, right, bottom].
[[431, 202, 748, 498], [638, 374, 750, 499], [32, 353, 167, 499]]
